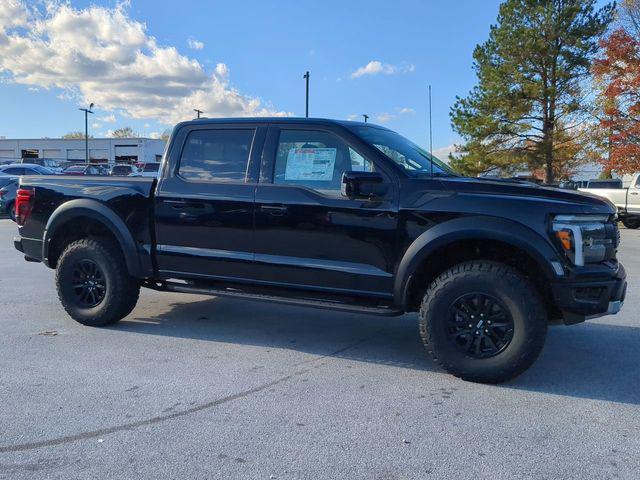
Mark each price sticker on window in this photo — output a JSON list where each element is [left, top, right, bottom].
[[284, 148, 336, 181]]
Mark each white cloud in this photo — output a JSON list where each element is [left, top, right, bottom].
[[374, 107, 415, 123], [374, 113, 395, 123], [432, 145, 456, 161], [91, 122, 101, 128], [214, 63, 228, 79], [351, 61, 396, 79], [350, 61, 415, 79], [188, 38, 204, 50], [0, 2, 289, 124], [99, 114, 116, 123]]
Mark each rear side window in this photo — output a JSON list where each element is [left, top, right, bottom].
[[179, 129, 255, 183], [3, 167, 25, 175]]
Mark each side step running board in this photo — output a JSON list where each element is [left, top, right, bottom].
[[158, 282, 403, 317]]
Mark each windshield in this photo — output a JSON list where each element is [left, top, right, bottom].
[[350, 126, 457, 177]]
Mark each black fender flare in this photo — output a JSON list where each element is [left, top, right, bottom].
[[42, 198, 142, 276], [394, 215, 561, 309]]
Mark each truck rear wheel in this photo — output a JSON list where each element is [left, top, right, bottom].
[[55, 238, 140, 327], [419, 261, 547, 384]]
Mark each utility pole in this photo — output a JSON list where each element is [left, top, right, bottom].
[[194, 109, 203, 119], [78, 103, 94, 164], [303, 71, 310, 118], [362, 114, 369, 123]]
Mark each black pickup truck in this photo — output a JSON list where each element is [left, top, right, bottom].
[[13, 118, 627, 383]]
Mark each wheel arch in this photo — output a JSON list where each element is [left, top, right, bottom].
[[43, 199, 142, 276], [395, 216, 561, 313]]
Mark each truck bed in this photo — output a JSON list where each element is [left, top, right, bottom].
[[16, 175, 156, 271]]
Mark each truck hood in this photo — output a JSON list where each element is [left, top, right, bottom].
[[405, 176, 616, 216]]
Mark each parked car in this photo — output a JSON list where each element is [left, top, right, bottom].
[[0, 174, 19, 189], [0, 163, 56, 176], [92, 164, 111, 176], [580, 172, 640, 228], [13, 118, 626, 384], [131, 162, 161, 177], [0, 178, 18, 221], [110, 164, 138, 176], [19, 158, 63, 173], [62, 164, 107, 176]]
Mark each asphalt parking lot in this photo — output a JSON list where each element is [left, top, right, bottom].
[[0, 218, 639, 480]]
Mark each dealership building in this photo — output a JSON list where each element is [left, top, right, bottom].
[[0, 137, 166, 165]]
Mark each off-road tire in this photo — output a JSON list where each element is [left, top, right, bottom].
[[419, 261, 547, 384], [55, 238, 140, 327]]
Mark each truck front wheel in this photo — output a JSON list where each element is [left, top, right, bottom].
[[55, 238, 140, 327], [419, 261, 547, 384]]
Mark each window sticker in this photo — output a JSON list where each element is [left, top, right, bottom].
[[284, 148, 336, 181]]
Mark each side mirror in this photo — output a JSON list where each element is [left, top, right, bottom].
[[341, 171, 388, 199]]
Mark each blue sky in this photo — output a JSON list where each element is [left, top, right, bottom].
[[0, 0, 525, 157]]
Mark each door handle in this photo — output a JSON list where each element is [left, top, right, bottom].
[[260, 204, 288, 216]]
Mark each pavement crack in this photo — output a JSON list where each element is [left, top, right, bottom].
[[0, 330, 383, 454]]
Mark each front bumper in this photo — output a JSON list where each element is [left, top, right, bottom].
[[551, 263, 627, 325]]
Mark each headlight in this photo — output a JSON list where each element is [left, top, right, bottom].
[[551, 214, 616, 266]]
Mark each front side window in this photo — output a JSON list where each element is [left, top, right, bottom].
[[179, 129, 255, 182], [274, 130, 374, 195], [349, 125, 456, 177]]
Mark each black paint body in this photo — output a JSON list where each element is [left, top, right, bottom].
[[14, 118, 626, 322]]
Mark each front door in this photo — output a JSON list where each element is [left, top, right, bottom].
[[154, 125, 263, 281], [253, 127, 398, 298]]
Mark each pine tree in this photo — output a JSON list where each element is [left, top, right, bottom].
[[450, 0, 614, 183]]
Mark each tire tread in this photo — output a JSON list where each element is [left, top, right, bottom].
[[55, 238, 139, 327], [418, 261, 547, 383]]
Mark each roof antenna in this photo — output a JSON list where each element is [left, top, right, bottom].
[[429, 85, 434, 177]]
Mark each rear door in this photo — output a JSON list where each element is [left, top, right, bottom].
[[154, 124, 265, 281], [252, 125, 398, 297]]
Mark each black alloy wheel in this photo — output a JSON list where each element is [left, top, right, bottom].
[[447, 292, 514, 359], [71, 259, 107, 307]]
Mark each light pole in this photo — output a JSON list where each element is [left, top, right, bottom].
[[194, 109, 203, 119], [362, 114, 369, 123], [303, 71, 310, 118], [78, 103, 94, 164]]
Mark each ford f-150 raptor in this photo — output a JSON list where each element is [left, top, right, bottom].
[[13, 118, 627, 383]]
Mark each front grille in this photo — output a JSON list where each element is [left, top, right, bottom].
[[574, 286, 605, 302], [605, 220, 620, 260]]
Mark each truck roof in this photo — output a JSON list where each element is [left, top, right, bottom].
[[175, 117, 390, 130]]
